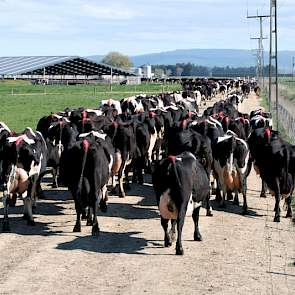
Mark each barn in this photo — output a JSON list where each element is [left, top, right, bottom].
[[0, 56, 136, 84]]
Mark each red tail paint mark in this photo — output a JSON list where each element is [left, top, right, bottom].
[[82, 139, 89, 151], [82, 111, 87, 123], [15, 137, 23, 146], [264, 128, 271, 144], [180, 119, 187, 128], [188, 111, 193, 118], [212, 113, 217, 119], [219, 111, 224, 118], [224, 117, 230, 123], [240, 117, 245, 124], [149, 112, 156, 118], [10, 131, 17, 136], [112, 121, 118, 128], [168, 155, 176, 164]]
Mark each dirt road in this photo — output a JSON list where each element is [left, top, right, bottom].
[[0, 92, 295, 295]]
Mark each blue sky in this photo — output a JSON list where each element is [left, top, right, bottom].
[[0, 0, 294, 56]]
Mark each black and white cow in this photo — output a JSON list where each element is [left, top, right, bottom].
[[153, 152, 210, 255], [213, 131, 250, 214], [2, 128, 47, 230]]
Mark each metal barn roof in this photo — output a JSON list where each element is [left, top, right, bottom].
[[0, 56, 134, 76]]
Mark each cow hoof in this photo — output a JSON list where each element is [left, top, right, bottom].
[[99, 201, 108, 213], [233, 199, 239, 206], [260, 192, 267, 198], [27, 219, 35, 226], [92, 225, 100, 237], [124, 183, 131, 191], [73, 224, 81, 232], [51, 184, 58, 189], [119, 193, 125, 198], [206, 210, 213, 217], [194, 232, 202, 241], [273, 215, 280, 222], [219, 202, 226, 208], [286, 211, 292, 218], [242, 208, 248, 215], [8, 196, 17, 207], [227, 193, 233, 201], [2, 222, 10, 232], [164, 239, 172, 247], [176, 247, 184, 256], [86, 220, 93, 226], [138, 180, 144, 185]]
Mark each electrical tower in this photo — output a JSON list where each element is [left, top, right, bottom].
[[247, 12, 269, 90]]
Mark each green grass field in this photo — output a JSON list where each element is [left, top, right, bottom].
[[279, 78, 295, 101], [0, 80, 181, 131]]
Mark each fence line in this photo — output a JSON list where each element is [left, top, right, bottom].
[[278, 104, 295, 143]]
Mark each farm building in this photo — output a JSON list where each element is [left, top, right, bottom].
[[0, 56, 138, 85]]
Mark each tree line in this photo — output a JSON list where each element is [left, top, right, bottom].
[[152, 63, 275, 77]]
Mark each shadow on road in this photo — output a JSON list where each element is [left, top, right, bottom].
[[56, 231, 149, 255], [211, 199, 263, 218]]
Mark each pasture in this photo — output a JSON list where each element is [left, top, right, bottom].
[[0, 80, 181, 131]]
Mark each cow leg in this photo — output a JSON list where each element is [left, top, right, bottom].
[[111, 175, 117, 194], [118, 160, 127, 198], [99, 186, 108, 213], [285, 195, 292, 218], [192, 206, 202, 241], [52, 167, 59, 188], [274, 179, 281, 222], [73, 202, 81, 232], [169, 219, 176, 242], [176, 208, 186, 255], [124, 162, 132, 190], [206, 193, 213, 216], [24, 180, 35, 225], [260, 180, 267, 198], [86, 207, 93, 226], [137, 157, 144, 185], [91, 194, 100, 237], [241, 178, 248, 215], [2, 192, 10, 231], [23, 197, 35, 226], [8, 193, 17, 207], [161, 217, 172, 247], [233, 190, 239, 206], [219, 191, 226, 208], [227, 191, 233, 200]]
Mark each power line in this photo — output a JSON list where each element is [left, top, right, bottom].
[[247, 12, 269, 90]]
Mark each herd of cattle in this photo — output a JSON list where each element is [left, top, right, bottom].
[[0, 78, 293, 255]]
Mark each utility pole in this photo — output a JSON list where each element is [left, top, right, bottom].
[[250, 36, 267, 87], [269, 0, 278, 129], [292, 56, 295, 81], [247, 12, 269, 91]]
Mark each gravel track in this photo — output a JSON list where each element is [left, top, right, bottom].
[[0, 92, 294, 295]]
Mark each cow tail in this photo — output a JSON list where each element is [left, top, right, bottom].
[[77, 140, 89, 204], [167, 155, 182, 208]]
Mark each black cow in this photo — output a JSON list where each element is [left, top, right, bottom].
[[153, 152, 210, 255], [59, 135, 112, 236], [248, 127, 294, 221]]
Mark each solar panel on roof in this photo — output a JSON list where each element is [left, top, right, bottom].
[[0, 56, 134, 76]]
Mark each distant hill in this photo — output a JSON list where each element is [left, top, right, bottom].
[[89, 48, 295, 73]]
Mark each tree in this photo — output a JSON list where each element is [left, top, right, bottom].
[[101, 52, 133, 69]]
